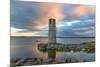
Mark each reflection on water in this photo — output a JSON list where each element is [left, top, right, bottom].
[[11, 37, 48, 59], [32, 40, 48, 59], [10, 37, 95, 62], [56, 51, 95, 62]]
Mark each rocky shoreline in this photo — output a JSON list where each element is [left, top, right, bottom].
[[11, 57, 94, 66]]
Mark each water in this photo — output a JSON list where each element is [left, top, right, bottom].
[[10, 37, 95, 62]]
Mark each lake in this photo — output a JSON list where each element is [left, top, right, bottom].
[[10, 37, 95, 62]]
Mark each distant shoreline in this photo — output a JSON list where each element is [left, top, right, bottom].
[[10, 36, 95, 38]]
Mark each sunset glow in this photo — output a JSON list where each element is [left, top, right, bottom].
[[11, 1, 95, 37]]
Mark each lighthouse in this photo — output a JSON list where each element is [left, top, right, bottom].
[[48, 17, 56, 45]]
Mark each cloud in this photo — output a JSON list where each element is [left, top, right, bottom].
[[62, 5, 95, 21], [56, 18, 95, 37], [32, 3, 64, 30], [11, 1, 95, 37], [11, 27, 46, 36], [72, 5, 87, 17], [11, 27, 30, 36], [11, 1, 39, 31], [11, 32, 38, 36], [74, 27, 95, 35], [11, 27, 27, 33], [72, 5, 95, 17]]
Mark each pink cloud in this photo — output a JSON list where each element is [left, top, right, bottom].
[[72, 5, 95, 17], [32, 3, 64, 30]]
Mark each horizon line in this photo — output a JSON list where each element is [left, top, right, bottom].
[[10, 36, 95, 38]]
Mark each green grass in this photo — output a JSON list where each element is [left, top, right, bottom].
[[48, 50, 56, 59]]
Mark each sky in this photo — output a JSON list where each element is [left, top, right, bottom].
[[11, 0, 95, 37]]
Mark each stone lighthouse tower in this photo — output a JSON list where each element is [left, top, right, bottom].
[[48, 17, 56, 45]]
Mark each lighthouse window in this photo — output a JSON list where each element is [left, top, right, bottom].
[[50, 22, 51, 24]]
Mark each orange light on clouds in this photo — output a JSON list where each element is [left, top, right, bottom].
[[72, 5, 95, 17], [73, 6, 86, 17], [32, 3, 64, 30]]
